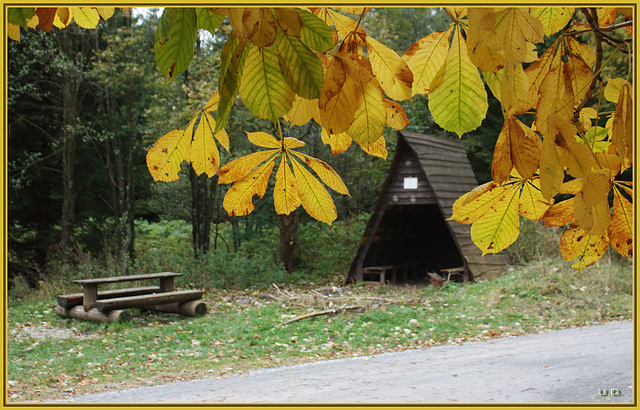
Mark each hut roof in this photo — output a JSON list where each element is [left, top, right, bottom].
[[347, 131, 509, 283]]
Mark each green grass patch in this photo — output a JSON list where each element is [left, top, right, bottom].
[[7, 254, 632, 403]]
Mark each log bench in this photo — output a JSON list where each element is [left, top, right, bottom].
[[55, 272, 206, 323]]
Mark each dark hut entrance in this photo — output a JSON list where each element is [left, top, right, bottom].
[[347, 131, 508, 286], [360, 204, 464, 284]]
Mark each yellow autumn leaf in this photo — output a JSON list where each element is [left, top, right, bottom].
[[565, 54, 593, 105], [531, 7, 573, 37], [320, 76, 359, 135], [243, 8, 277, 48], [608, 184, 633, 257], [500, 62, 530, 115], [403, 27, 451, 95], [524, 39, 561, 112], [274, 156, 301, 215], [247, 131, 281, 149], [357, 134, 388, 160], [326, 9, 366, 47], [70, 7, 100, 29], [291, 152, 349, 195], [611, 81, 633, 168], [539, 132, 564, 200], [7, 23, 20, 41], [450, 181, 505, 225], [493, 116, 541, 183], [535, 64, 574, 138], [218, 150, 279, 184], [290, 157, 337, 225], [560, 224, 609, 272], [573, 193, 611, 236], [365, 35, 413, 101], [565, 36, 596, 70], [543, 198, 575, 227], [272, 8, 302, 37], [223, 159, 276, 217], [146, 129, 191, 182], [470, 182, 521, 255], [519, 178, 553, 221], [491, 119, 513, 184], [203, 91, 220, 113], [347, 78, 386, 148], [597, 7, 619, 27], [283, 137, 305, 150], [285, 95, 320, 126], [466, 9, 506, 73], [333, 51, 374, 84], [191, 112, 221, 177], [603, 77, 628, 103], [54, 8, 72, 29], [320, 57, 347, 111], [96, 7, 115, 20], [227, 8, 248, 44], [26, 13, 38, 29], [385, 100, 410, 130], [321, 128, 352, 155], [487, 8, 544, 64]]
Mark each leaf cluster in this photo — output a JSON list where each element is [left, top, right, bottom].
[[11, 6, 634, 271]]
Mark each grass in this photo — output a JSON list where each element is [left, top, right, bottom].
[[6, 253, 633, 403]]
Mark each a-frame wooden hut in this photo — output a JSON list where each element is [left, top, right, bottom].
[[347, 131, 509, 285]]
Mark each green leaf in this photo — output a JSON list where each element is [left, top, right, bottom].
[[8, 8, 35, 27], [215, 34, 246, 133], [428, 26, 488, 137], [240, 43, 294, 122], [276, 30, 324, 100], [154, 8, 198, 80], [297, 8, 334, 52], [196, 8, 225, 35]]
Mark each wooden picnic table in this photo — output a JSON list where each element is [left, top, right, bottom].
[[73, 272, 183, 311], [55, 272, 206, 323]]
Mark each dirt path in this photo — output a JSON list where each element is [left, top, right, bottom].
[[49, 320, 633, 404]]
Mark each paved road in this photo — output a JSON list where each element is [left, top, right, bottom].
[[51, 321, 633, 404]]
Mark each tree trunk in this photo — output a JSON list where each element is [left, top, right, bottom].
[[59, 29, 79, 265], [279, 210, 301, 273], [231, 217, 241, 251], [189, 166, 217, 257]]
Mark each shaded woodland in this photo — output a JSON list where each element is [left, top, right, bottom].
[[7, 7, 579, 288]]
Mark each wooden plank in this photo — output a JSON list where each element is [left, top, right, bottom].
[[94, 290, 203, 312], [57, 286, 162, 309], [73, 272, 183, 285]]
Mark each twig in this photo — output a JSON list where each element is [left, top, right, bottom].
[[276, 306, 364, 327]]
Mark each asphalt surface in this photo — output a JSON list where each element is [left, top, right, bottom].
[[50, 320, 634, 404]]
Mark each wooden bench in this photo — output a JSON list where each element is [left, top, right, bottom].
[[440, 266, 469, 282], [363, 264, 412, 285], [55, 272, 206, 323]]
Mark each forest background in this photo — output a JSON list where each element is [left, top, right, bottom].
[[6, 6, 633, 296]]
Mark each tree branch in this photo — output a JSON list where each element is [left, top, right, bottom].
[[276, 306, 363, 327], [573, 8, 604, 124]]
